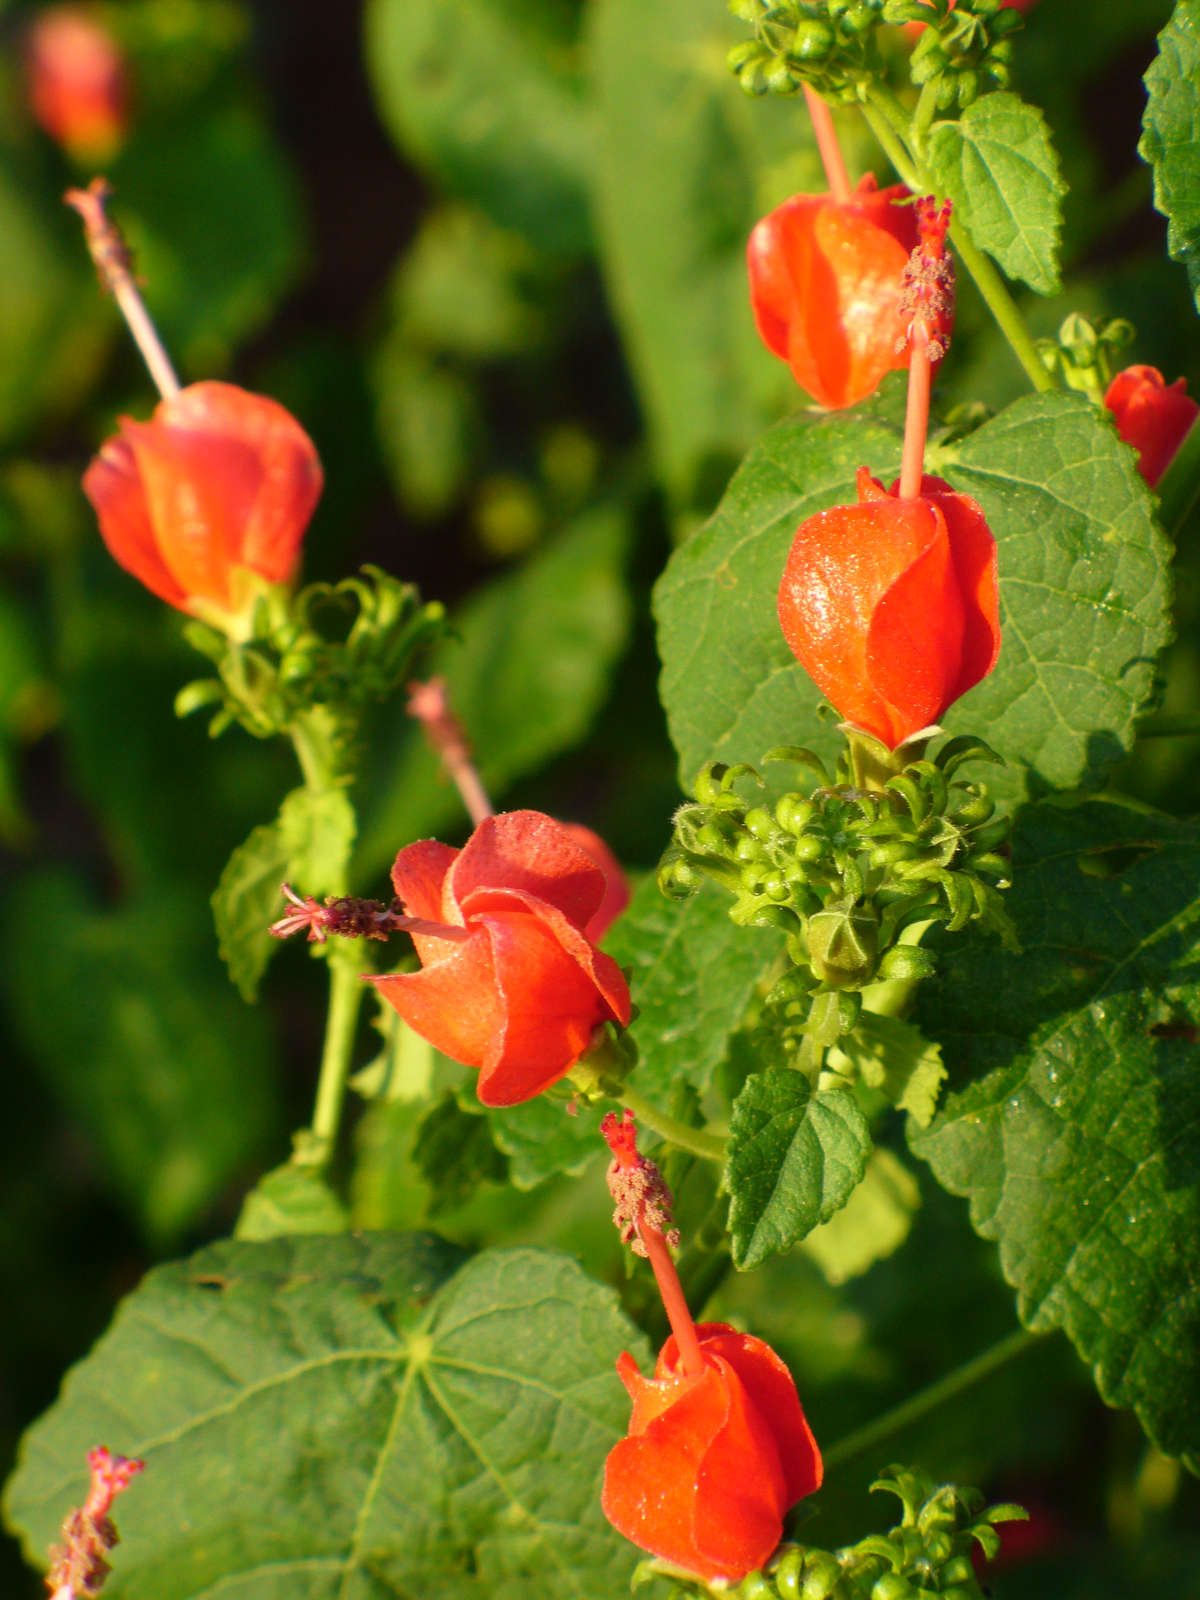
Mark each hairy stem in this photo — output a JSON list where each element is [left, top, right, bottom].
[[804, 86, 853, 204], [859, 91, 1054, 396], [822, 1327, 1044, 1471], [618, 1084, 726, 1162]]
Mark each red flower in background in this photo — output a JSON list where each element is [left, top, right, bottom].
[[371, 811, 631, 1107], [27, 6, 127, 163], [1105, 365, 1199, 488], [558, 822, 631, 941], [778, 467, 1000, 748], [83, 382, 323, 623], [748, 175, 952, 409], [602, 1323, 822, 1585]]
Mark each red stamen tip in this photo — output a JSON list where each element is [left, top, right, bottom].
[[601, 1108, 640, 1168], [916, 196, 952, 257], [82, 1450, 143, 1522], [602, 1112, 680, 1255]]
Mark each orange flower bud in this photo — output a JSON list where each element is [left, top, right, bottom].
[[558, 822, 631, 941], [778, 467, 1000, 749], [370, 811, 632, 1107], [26, 6, 127, 164], [83, 382, 323, 623], [1105, 364, 1199, 489], [602, 1323, 822, 1585], [748, 175, 952, 410]]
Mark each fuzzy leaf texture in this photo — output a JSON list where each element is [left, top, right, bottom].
[[726, 1069, 872, 1271], [1140, 0, 1200, 312], [213, 786, 356, 1003], [655, 383, 1171, 808], [910, 800, 1200, 1471], [3, 1237, 653, 1600], [926, 92, 1066, 297]]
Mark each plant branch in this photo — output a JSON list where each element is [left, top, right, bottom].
[[308, 941, 370, 1165], [618, 1084, 726, 1162], [1155, 413, 1200, 537], [822, 1327, 1045, 1472]]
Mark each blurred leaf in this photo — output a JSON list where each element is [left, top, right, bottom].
[[1, 868, 274, 1241], [1140, 0, 1200, 311], [233, 1162, 349, 1240], [366, 0, 592, 257], [928, 92, 1066, 297], [655, 384, 1172, 809], [414, 1091, 508, 1214], [4, 1238, 650, 1600], [110, 102, 305, 374], [487, 1095, 605, 1190], [727, 1070, 872, 1271], [800, 1146, 921, 1286], [0, 155, 112, 445], [911, 799, 1200, 1471], [212, 785, 355, 1003], [356, 501, 632, 879], [372, 342, 479, 517], [394, 203, 544, 359], [351, 1003, 438, 1103], [605, 874, 783, 1099], [588, 0, 878, 513], [830, 1012, 947, 1128]]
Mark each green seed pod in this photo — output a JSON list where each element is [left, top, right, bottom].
[[988, 36, 1014, 61], [777, 795, 815, 835], [935, 74, 957, 109], [807, 898, 879, 988], [801, 1558, 844, 1600], [658, 856, 704, 899], [727, 38, 765, 69], [774, 1548, 804, 1600], [745, 806, 777, 841], [791, 18, 836, 58], [760, 869, 790, 901], [876, 944, 937, 982]]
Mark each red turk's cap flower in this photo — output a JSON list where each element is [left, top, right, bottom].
[[83, 382, 323, 625], [602, 1324, 822, 1585], [27, 7, 127, 164], [779, 467, 1000, 749], [748, 175, 953, 410], [370, 811, 632, 1107], [558, 823, 631, 941], [1105, 364, 1199, 488]]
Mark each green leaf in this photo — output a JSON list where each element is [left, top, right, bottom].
[[366, 0, 593, 257], [110, 103, 305, 375], [487, 1096, 606, 1190], [3, 1237, 651, 1600], [800, 1146, 921, 1286], [233, 1163, 350, 1240], [830, 1011, 947, 1128], [605, 875, 784, 1099], [1140, 0, 1200, 310], [372, 342, 480, 518], [213, 786, 356, 1003], [1, 869, 274, 1242], [656, 386, 1172, 808], [588, 0, 858, 511], [726, 1069, 872, 1270], [356, 504, 632, 879], [927, 92, 1066, 296], [909, 799, 1200, 1470], [415, 1090, 509, 1214]]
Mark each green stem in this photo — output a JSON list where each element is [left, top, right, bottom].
[[860, 89, 1054, 396], [821, 1327, 1044, 1472], [619, 1084, 726, 1162], [1155, 413, 1200, 537], [308, 942, 369, 1165], [1137, 712, 1200, 740]]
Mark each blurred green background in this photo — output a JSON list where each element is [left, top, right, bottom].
[[0, 0, 1197, 1593]]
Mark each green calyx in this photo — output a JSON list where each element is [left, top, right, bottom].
[[885, 0, 1021, 112], [1036, 312, 1135, 406], [727, 0, 887, 103], [175, 566, 445, 769], [661, 731, 1017, 1072]]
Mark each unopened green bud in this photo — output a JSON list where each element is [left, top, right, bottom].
[[935, 74, 957, 109], [745, 806, 776, 840], [792, 834, 826, 862], [777, 795, 815, 835], [658, 855, 704, 899], [939, 1590, 976, 1600], [770, 967, 817, 1004], [801, 1558, 844, 1600], [871, 1577, 915, 1600], [870, 839, 922, 869], [696, 821, 732, 854], [841, 1, 875, 33], [774, 1548, 804, 1600], [939, 1557, 974, 1586], [988, 36, 1014, 62], [727, 38, 764, 70], [956, 67, 980, 105], [791, 19, 835, 58], [990, 4, 1024, 30], [739, 1574, 772, 1600], [761, 869, 790, 901], [876, 944, 936, 983], [736, 832, 766, 861], [765, 57, 798, 93], [807, 898, 879, 988], [728, 0, 765, 19]]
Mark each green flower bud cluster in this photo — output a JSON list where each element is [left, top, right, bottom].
[[175, 566, 445, 761], [725, 1468, 1028, 1600], [727, 0, 887, 103], [883, 0, 1023, 109], [1036, 312, 1135, 406], [660, 734, 1016, 1068]]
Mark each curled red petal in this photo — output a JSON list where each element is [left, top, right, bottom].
[[446, 811, 606, 931], [1105, 364, 1200, 487], [558, 822, 631, 941], [391, 839, 460, 928], [367, 927, 499, 1070], [82, 431, 189, 609]]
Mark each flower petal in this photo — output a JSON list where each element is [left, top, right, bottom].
[[392, 839, 459, 925], [446, 811, 606, 931], [690, 1325, 822, 1503], [692, 1354, 788, 1576], [82, 430, 189, 608], [367, 928, 499, 1070], [558, 822, 631, 941]]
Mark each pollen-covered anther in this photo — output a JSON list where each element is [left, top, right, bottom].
[[601, 1110, 681, 1255], [896, 197, 955, 360]]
